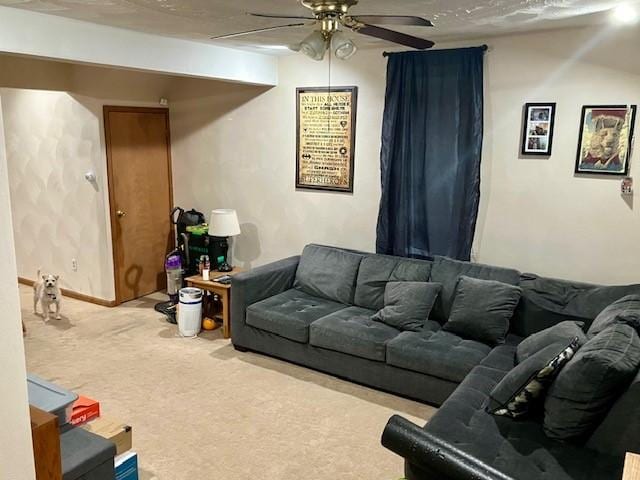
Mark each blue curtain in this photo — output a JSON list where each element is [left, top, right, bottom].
[[375, 47, 485, 261]]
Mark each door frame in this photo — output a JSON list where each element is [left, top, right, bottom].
[[104, 106, 174, 305]]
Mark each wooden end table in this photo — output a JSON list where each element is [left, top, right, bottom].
[[185, 267, 242, 339]]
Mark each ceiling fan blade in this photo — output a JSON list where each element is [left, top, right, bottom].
[[211, 23, 308, 40], [352, 24, 435, 49], [348, 15, 433, 27], [250, 13, 315, 21]]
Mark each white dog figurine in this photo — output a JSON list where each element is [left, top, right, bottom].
[[33, 270, 62, 322]]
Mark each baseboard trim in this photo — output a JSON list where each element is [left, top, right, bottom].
[[18, 277, 117, 307]]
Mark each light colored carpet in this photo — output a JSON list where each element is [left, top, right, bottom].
[[21, 285, 436, 480]]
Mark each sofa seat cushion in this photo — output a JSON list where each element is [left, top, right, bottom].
[[386, 329, 492, 383], [246, 289, 346, 343], [423, 364, 623, 480], [309, 307, 400, 361]]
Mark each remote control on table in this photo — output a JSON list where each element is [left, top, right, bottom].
[[213, 275, 232, 284]]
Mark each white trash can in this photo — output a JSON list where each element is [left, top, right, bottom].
[[177, 287, 203, 337]]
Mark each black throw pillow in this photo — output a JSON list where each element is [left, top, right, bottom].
[[587, 294, 640, 338], [371, 282, 442, 331], [516, 321, 586, 364], [487, 338, 580, 419], [544, 323, 640, 441], [443, 276, 522, 345]]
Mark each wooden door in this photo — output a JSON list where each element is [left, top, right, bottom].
[[104, 106, 173, 304]]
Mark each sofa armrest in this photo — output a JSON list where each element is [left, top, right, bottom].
[[381, 415, 514, 480], [231, 256, 300, 343]]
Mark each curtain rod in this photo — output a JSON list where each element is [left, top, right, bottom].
[[383, 44, 488, 57]]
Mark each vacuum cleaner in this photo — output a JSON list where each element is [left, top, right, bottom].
[[154, 207, 205, 324]]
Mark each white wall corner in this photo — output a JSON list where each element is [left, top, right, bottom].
[[0, 5, 278, 87]]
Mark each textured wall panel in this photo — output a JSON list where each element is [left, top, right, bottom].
[[1, 89, 115, 300]]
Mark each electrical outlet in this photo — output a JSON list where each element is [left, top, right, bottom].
[[71, 259, 78, 271]]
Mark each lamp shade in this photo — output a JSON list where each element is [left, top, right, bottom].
[[291, 30, 327, 61], [208, 209, 240, 237], [331, 31, 357, 60]]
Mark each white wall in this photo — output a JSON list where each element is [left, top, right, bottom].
[[0, 94, 36, 480], [170, 54, 382, 268], [1, 89, 116, 300], [171, 25, 640, 285], [0, 56, 225, 301], [475, 25, 640, 284]]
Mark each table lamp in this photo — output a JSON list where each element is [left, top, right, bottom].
[[208, 209, 241, 272]]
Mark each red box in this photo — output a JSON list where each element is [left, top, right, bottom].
[[70, 395, 100, 426]]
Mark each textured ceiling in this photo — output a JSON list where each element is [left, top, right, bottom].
[[0, 0, 633, 51]]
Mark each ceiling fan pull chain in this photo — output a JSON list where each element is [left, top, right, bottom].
[[327, 45, 332, 135]]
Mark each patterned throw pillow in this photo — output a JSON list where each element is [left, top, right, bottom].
[[487, 337, 580, 419]]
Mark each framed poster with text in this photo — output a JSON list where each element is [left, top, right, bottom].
[[296, 86, 357, 192]]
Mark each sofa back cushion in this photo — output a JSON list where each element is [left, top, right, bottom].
[[587, 369, 640, 457], [512, 274, 640, 337], [587, 294, 640, 338], [543, 323, 640, 441], [294, 244, 364, 305], [353, 254, 432, 310], [429, 256, 521, 322]]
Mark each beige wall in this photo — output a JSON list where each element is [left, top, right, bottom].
[[170, 55, 381, 268], [172, 25, 640, 285], [0, 56, 216, 301], [0, 94, 36, 480], [475, 26, 639, 284], [1, 89, 117, 299], [3, 23, 640, 297]]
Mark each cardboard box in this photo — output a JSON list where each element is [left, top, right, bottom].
[[115, 452, 138, 480], [70, 395, 100, 426], [82, 417, 132, 455]]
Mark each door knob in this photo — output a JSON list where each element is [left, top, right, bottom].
[[116, 210, 126, 218]]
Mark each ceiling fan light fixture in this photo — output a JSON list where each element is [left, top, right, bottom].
[[296, 30, 327, 61], [331, 30, 357, 60]]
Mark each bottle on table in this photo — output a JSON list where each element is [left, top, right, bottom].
[[203, 255, 210, 281]]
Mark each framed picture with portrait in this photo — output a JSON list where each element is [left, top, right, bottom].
[[575, 105, 636, 176], [521, 103, 556, 156]]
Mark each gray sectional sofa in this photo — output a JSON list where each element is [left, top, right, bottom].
[[231, 243, 640, 480]]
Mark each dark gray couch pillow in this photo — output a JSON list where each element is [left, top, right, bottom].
[[294, 244, 363, 305], [587, 294, 640, 338], [371, 282, 442, 331], [353, 255, 432, 311], [586, 369, 640, 457], [544, 323, 640, 441], [443, 276, 522, 345], [429, 256, 521, 323], [488, 338, 580, 418], [516, 321, 586, 364]]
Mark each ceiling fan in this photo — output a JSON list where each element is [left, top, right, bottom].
[[211, 0, 435, 61]]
